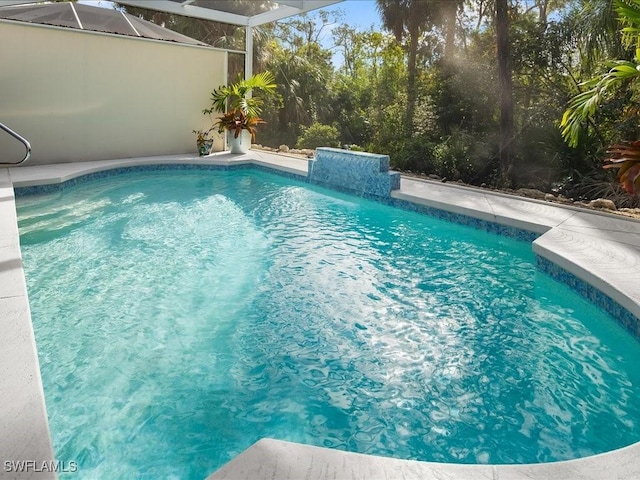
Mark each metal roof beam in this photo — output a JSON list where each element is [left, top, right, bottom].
[[117, 1, 343, 28], [249, 1, 343, 27], [117, 0, 250, 25], [1, 0, 344, 27], [0, 1, 43, 6]]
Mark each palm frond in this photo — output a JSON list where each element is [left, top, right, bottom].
[[561, 60, 640, 147], [615, 0, 640, 62], [208, 71, 276, 115], [571, 0, 622, 70]]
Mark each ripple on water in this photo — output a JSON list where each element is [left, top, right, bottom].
[[16, 170, 640, 479]]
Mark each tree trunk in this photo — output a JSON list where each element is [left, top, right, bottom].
[[539, 0, 549, 25], [444, 1, 457, 61], [406, 24, 419, 136], [496, 0, 514, 186]]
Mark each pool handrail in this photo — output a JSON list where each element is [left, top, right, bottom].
[[0, 121, 31, 165]]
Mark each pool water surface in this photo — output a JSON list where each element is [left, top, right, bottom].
[[16, 169, 640, 479]]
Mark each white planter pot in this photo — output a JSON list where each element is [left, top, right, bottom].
[[227, 130, 252, 154]]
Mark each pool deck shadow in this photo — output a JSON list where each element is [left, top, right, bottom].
[[2, 151, 640, 480]]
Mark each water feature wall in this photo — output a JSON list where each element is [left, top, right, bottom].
[[308, 147, 401, 197]]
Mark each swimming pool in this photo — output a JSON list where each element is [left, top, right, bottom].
[[15, 167, 640, 479]]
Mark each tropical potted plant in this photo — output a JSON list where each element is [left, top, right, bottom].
[[204, 71, 276, 154], [213, 109, 265, 153], [193, 128, 214, 156]]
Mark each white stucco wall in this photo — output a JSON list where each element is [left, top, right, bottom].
[[0, 20, 226, 165]]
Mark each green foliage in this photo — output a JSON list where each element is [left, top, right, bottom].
[[410, 95, 439, 137], [428, 60, 498, 137], [368, 100, 407, 154], [561, 60, 640, 147], [205, 71, 276, 118], [257, 14, 337, 147], [296, 123, 340, 149], [566, 0, 626, 72], [201, 72, 275, 145], [432, 130, 495, 183], [618, 0, 640, 50], [558, 0, 640, 197], [561, 0, 640, 147], [554, 165, 640, 208], [127, 0, 626, 194], [165, 0, 640, 197], [327, 76, 366, 146], [344, 144, 366, 151], [386, 136, 436, 173]]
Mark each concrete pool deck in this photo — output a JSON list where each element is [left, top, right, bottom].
[[1, 151, 639, 479]]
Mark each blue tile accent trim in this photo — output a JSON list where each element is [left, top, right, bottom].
[[13, 163, 307, 197], [536, 255, 640, 340], [384, 196, 539, 243], [308, 148, 400, 198], [248, 163, 310, 183]]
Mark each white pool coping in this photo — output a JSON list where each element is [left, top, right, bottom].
[[1, 152, 639, 480]]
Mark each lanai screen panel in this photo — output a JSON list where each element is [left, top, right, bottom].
[[166, 0, 276, 16], [0, 3, 78, 28]]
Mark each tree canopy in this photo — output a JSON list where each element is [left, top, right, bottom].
[[123, 0, 640, 205]]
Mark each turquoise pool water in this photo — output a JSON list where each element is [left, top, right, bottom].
[[17, 169, 640, 479]]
